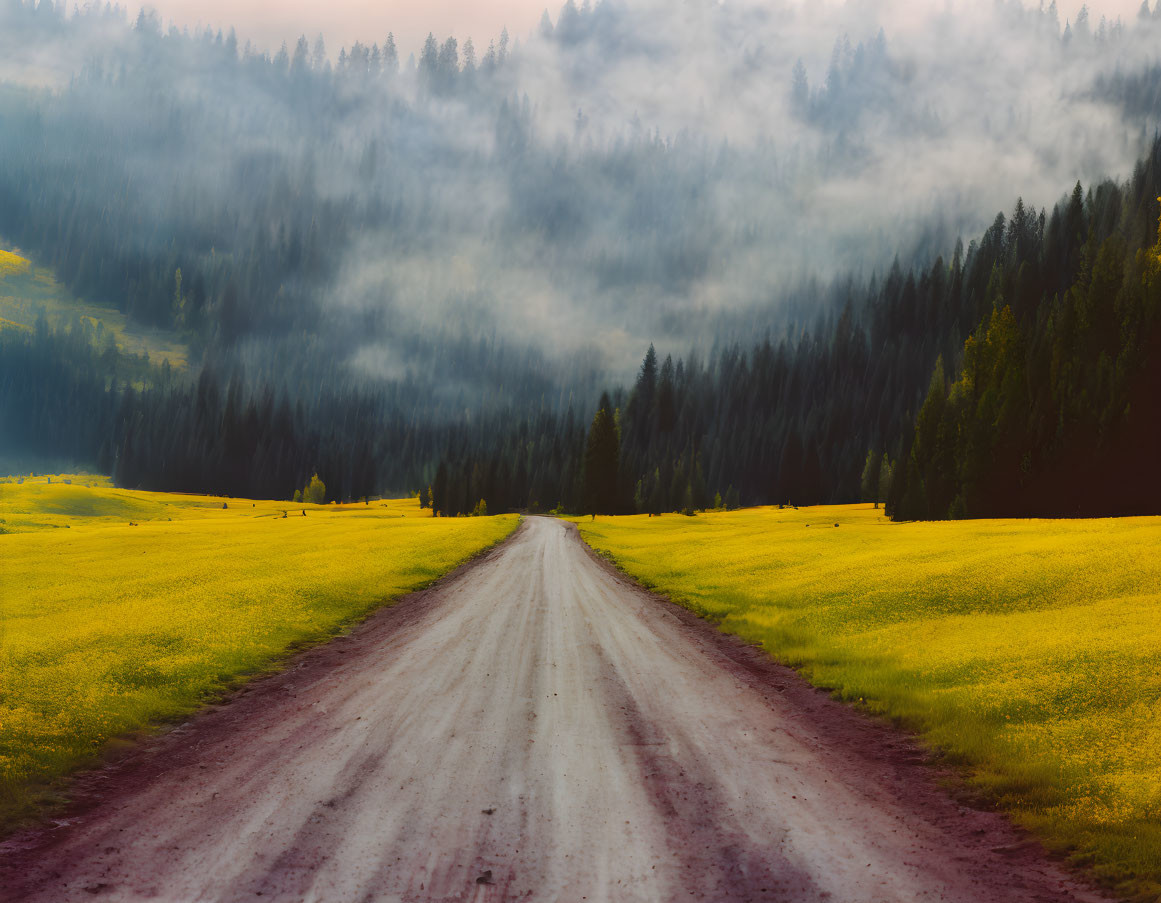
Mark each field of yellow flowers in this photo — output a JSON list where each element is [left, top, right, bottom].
[[578, 505, 1161, 901], [0, 476, 517, 826]]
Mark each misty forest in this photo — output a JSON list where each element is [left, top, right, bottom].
[[4, 0, 1161, 518]]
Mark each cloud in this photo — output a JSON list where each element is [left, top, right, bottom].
[[2, 0, 1159, 390]]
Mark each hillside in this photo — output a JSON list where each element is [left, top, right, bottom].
[[0, 246, 188, 368], [4, 0, 1161, 517]]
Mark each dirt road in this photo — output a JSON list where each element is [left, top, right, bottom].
[[3, 517, 1106, 902]]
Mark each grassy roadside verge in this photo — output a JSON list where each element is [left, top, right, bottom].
[[575, 504, 1161, 902], [0, 478, 518, 829]]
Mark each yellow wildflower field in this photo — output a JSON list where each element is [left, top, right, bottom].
[[0, 249, 31, 279], [577, 505, 1161, 900], [0, 478, 517, 825]]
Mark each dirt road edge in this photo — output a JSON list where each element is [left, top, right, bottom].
[[0, 517, 527, 846], [564, 518, 1119, 903]]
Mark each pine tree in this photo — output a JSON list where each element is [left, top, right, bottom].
[[791, 59, 809, 114], [582, 393, 621, 514], [656, 355, 676, 433], [419, 33, 439, 90], [383, 33, 398, 73], [859, 449, 880, 503], [432, 462, 448, 516], [876, 454, 893, 507]]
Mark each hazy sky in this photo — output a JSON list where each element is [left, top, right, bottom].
[[142, 0, 1147, 56]]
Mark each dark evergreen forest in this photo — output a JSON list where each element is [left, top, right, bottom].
[[432, 138, 1161, 517], [8, 137, 1161, 516], [3, 0, 1161, 518], [888, 150, 1161, 519]]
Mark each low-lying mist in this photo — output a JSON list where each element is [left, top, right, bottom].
[[1, 0, 1160, 399]]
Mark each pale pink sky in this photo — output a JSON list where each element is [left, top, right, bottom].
[[142, 0, 547, 55], [141, 0, 1147, 56]]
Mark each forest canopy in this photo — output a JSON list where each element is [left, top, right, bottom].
[[3, 0, 1161, 516]]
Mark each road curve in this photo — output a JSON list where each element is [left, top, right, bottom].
[[3, 516, 1106, 903]]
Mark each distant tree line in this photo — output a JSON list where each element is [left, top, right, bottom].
[[427, 138, 1161, 519], [7, 138, 1161, 517], [7, 0, 1159, 405], [4, 2, 1161, 517], [1, 316, 592, 505], [0, 324, 380, 500]]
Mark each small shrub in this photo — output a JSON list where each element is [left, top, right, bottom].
[[302, 474, 326, 505]]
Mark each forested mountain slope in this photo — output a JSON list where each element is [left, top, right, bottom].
[[4, 0, 1161, 515], [430, 138, 1161, 516], [6, 139, 1161, 512]]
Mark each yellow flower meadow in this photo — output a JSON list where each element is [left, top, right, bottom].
[[0, 249, 31, 280], [0, 477, 517, 826], [577, 504, 1161, 901]]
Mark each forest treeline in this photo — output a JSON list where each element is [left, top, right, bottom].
[[887, 145, 1161, 518], [4, 1, 1161, 517], [6, 137, 1161, 516], [432, 138, 1161, 517], [0, 316, 586, 504], [2, 0, 1160, 389]]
